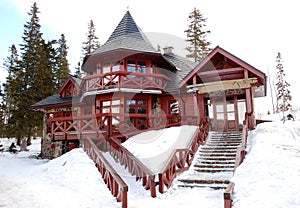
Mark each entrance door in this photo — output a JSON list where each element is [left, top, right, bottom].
[[212, 96, 239, 131]]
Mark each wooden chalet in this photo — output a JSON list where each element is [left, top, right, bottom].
[[32, 11, 266, 160]]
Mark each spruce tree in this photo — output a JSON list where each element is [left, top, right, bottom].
[[275, 52, 292, 121], [54, 34, 70, 89], [9, 2, 57, 144], [185, 7, 212, 62], [82, 20, 100, 56]]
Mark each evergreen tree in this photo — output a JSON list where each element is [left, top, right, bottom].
[[185, 7, 212, 62], [54, 34, 70, 89], [1, 45, 19, 126], [7, 2, 57, 145], [82, 20, 100, 56], [275, 52, 292, 121]]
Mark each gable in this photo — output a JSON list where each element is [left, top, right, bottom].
[[180, 46, 266, 95], [58, 77, 81, 98]]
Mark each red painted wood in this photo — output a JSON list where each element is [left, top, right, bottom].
[[82, 137, 128, 208]]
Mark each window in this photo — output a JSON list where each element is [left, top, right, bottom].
[[126, 99, 147, 114], [169, 100, 179, 115], [137, 61, 146, 73], [127, 60, 147, 78]]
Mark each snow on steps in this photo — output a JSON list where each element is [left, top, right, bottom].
[[177, 131, 242, 190]]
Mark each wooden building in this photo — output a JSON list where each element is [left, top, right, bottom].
[[31, 11, 266, 159]]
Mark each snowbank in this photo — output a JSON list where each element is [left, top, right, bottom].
[[122, 125, 198, 173], [0, 142, 118, 208], [231, 121, 300, 208]]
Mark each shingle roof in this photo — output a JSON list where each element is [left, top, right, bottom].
[[91, 11, 158, 55], [162, 53, 198, 91], [31, 94, 79, 108]]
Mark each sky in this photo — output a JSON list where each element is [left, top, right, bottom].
[[0, 0, 300, 113]]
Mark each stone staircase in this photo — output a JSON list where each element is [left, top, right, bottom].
[[177, 131, 242, 190]]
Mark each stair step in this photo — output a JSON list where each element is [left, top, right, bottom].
[[178, 179, 230, 185], [199, 153, 237, 157], [194, 168, 233, 173], [194, 164, 235, 169], [200, 149, 237, 153], [200, 157, 236, 161], [178, 184, 227, 190], [198, 160, 236, 165]]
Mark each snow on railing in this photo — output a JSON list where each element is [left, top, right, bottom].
[[82, 137, 128, 208], [158, 117, 210, 194], [108, 136, 157, 198], [224, 113, 249, 208]]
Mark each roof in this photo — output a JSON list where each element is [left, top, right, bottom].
[[31, 94, 75, 109], [162, 53, 198, 91], [58, 76, 82, 95], [179, 46, 266, 88], [91, 11, 158, 56]]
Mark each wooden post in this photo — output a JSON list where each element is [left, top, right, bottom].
[[244, 70, 255, 130]]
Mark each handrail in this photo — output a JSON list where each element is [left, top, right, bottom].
[[158, 117, 210, 193], [82, 137, 128, 208], [108, 136, 157, 198], [81, 71, 171, 92], [224, 113, 249, 208]]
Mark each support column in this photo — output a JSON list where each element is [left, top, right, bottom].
[[244, 70, 255, 130]]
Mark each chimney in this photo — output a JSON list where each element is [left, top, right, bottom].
[[163, 46, 174, 54]]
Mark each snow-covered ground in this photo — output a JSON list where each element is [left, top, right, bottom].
[[232, 121, 300, 208], [1, 120, 300, 208]]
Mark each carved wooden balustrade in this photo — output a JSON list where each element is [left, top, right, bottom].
[[81, 71, 171, 92], [82, 137, 128, 208]]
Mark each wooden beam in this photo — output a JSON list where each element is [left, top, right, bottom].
[[197, 78, 258, 94]]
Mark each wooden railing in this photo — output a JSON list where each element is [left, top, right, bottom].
[[82, 71, 171, 92], [107, 136, 157, 197], [224, 113, 249, 208], [82, 137, 128, 208], [158, 117, 210, 193], [47, 113, 199, 141]]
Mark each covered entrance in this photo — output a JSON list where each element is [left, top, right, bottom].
[[211, 95, 240, 131]]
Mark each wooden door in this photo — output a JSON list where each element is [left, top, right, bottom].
[[212, 96, 239, 131]]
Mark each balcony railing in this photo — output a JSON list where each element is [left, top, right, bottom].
[[47, 113, 200, 141], [81, 71, 171, 93]]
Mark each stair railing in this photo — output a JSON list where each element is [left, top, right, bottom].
[[107, 136, 157, 197], [158, 117, 210, 194], [224, 113, 249, 208], [82, 137, 128, 208]]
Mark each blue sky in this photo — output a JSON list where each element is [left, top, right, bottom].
[[0, 0, 300, 114]]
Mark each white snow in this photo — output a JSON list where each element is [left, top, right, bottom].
[[1, 121, 300, 208], [122, 125, 199, 173], [231, 121, 300, 208]]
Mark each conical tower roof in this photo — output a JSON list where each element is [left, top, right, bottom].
[[91, 11, 157, 55]]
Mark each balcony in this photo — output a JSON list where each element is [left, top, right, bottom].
[[81, 71, 171, 93]]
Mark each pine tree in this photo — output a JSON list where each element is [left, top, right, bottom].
[[185, 7, 212, 62], [8, 2, 57, 145], [275, 52, 292, 121], [54, 34, 70, 89], [82, 20, 100, 56]]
